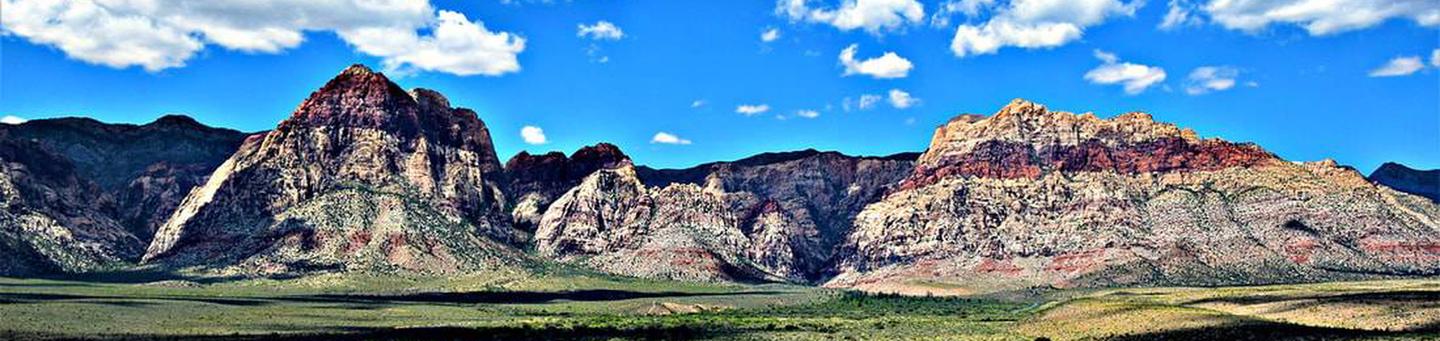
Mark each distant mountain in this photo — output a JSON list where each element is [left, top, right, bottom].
[[143, 65, 526, 276], [826, 99, 1440, 294], [0, 115, 247, 276], [533, 148, 916, 283], [1, 115, 249, 241], [1370, 162, 1440, 203]]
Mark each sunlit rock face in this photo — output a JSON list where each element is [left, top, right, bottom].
[[0, 113, 247, 276], [144, 65, 525, 276], [827, 99, 1440, 294], [504, 143, 631, 233], [534, 149, 917, 283]]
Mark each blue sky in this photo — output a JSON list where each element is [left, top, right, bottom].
[[1, 0, 1437, 172]]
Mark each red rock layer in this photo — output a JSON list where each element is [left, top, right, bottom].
[[903, 137, 1278, 189]]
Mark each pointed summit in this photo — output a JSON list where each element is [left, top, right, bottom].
[[144, 66, 516, 275]]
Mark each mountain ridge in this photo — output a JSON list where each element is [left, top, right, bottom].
[[0, 66, 1435, 293]]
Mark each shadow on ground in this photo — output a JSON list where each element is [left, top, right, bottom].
[[1095, 320, 1440, 341]]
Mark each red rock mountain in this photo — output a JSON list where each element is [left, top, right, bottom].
[[827, 99, 1440, 294], [532, 148, 917, 282], [143, 65, 523, 275]]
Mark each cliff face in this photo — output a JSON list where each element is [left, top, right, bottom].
[[0, 138, 139, 275], [143, 65, 522, 276], [535, 149, 917, 283], [0, 116, 248, 242], [504, 143, 631, 232], [1370, 162, 1440, 203], [827, 99, 1440, 295]]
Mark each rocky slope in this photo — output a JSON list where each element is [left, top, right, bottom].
[[1370, 162, 1439, 203], [828, 99, 1440, 294], [143, 65, 523, 276], [0, 116, 248, 242], [534, 148, 916, 283], [504, 143, 631, 232], [0, 138, 140, 275]]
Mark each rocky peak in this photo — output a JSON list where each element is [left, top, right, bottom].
[[1370, 162, 1440, 203], [143, 65, 514, 274], [505, 143, 633, 232], [905, 99, 1275, 188]]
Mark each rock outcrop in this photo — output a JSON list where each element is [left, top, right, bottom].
[[0, 116, 248, 242], [828, 99, 1440, 294], [0, 138, 139, 275], [504, 143, 630, 232], [0, 115, 247, 276], [535, 149, 917, 283], [1370, 162, 1439, 203], [143, 65, 522, 276]]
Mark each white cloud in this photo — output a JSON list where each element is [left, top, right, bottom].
[[1159, 0, 1203, 30], [838, 44, 913, 79], [949, 0, 1141, 57], [1431, 49, 1440, 67], [1200, 0, 1440, 36], [736, 104, 772, 116], [1368, 56, 1424, 77], [761, 28, 781, 42], [344, 10, 525, 76], [795, 109, 821, 118], [0, 115, 27, 125], [0, 1, 524, 76], [691, 100, 707, 108], [520, 125, 547, 145], [776, 0, 926, 34], [577, 21, 624, 40], [651, 132, 692, 145], [1084, 49, 1166, 95], [1184, 66, 1239, 95], [888, 89, 918, 109], [858, 94, 883, 110]]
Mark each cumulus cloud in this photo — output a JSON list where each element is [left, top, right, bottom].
[[1432, 49, 1440, 67], [761, 28, 781, 42], [795, 109, 821, 118], [0, 0, 524, 76], [776, 0, 926, 34], [1184, 66, 1239, 95], [736, 104, 772, 116], [577, 21, 624, 40], [1084, 49, 1166, 95], [0, 115, 27, 125], [520, 125, 547, 145], [839, 44, 913, 79], [949, 0, 1141, 58], [344, 11, 525, 76], [1368, 56, 1424, 77], [651, 132, 692, 145], [888, 89, 918, 109], [1200, 0, 1440, 36]]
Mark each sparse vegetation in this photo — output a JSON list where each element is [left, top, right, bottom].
[[1, 276, 1437, 340]]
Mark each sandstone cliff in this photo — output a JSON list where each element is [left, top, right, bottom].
[[143, 65, 523, 276], [535, 149, 916, 283], [828, 99, 1440, 294]]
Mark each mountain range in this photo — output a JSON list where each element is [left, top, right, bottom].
[[2, 65, 1436, 294]]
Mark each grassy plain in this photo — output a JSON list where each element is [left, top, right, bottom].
[[0, 274, 1437, 340]]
